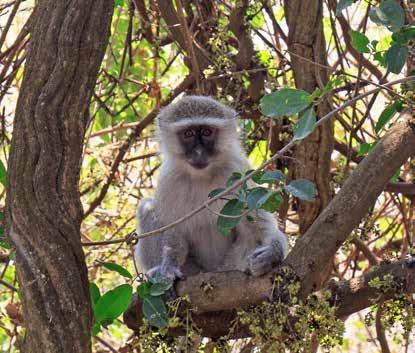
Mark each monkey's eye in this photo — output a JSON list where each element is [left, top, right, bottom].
[[183, 129, 195, 138], [201, 128, 213, 137]]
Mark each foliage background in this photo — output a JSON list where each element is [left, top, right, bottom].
[[0, 0, 414, 352]]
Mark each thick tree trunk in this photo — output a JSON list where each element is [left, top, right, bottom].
[[5, 1, 113, 352], [284, 0, 334, 234], [283, 0, 334, 291]]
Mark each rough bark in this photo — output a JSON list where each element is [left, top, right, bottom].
[[284, 0, 334, 236], [5, 1, 114, 352], [124, 112, 415, 338]]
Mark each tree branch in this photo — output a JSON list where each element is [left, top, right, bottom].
[[124, 257, 415, 338]]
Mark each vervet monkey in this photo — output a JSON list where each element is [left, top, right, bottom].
[[134, 96, 287, 283]]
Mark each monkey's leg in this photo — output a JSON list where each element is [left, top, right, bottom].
[[246, 211, 288, 276], [226, 210, 287, 277], [246, 241, 285, 277], [146, 246, 185, 284], [135, 198, 188, 284]]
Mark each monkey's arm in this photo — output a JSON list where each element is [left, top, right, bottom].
[[228, 210, 288, 277], [134, 198, 188, 283]]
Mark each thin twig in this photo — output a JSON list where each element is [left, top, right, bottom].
[[81, 231, 137, 247], [0, 0, 22, 53], [375, 300, 391, 353], [0, 279, 17, 292]]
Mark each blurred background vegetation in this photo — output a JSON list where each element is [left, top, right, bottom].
[[1, 0, 414, 352]]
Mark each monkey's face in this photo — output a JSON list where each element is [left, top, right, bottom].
[[177, 125, 218, 169]]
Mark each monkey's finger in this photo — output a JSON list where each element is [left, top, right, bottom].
[[163, 287, 179, 302]]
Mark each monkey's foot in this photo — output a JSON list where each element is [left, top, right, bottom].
[[147, 264, 183, 301], [247, 242, 284, 277], [147, 264, 184, 284]]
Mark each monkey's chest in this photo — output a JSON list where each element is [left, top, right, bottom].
[[159, 175, 236, 271], [185, 210, 236, 271]]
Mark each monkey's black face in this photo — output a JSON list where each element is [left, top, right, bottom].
[[177, 125, 218, 169]]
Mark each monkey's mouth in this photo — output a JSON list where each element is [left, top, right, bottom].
[[188, 160, 209, 169]]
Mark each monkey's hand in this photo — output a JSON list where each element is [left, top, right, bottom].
[[147, 262, 183, 301], [247, 241, 284, 277], [147, 263, 184, 285], [147, 246, 184, 284]]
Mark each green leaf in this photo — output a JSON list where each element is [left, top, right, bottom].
[[392, 27, 415, 44], [94, 284, 133, 323], [142, 295, 168, 328], [252, 170, 285, 184], [226, 172, 242, 187], [217, 199, 244, 236], [375, 102, 402, 133], [89, 282, 101, 310], [0, 160, 6, 187], [114, 0, 124, 6], [0, 231, 9, 249], [336, 0, 353, 16], [259, 170, 286, 183], [137, 282, 151, 299], [150, 281, 172, 296], [349, 30, 370, 54], [260, 88, 310, 118], [322, 76, 344, 94], [252, 171, 266, 184], [91, 322, 101, 336], [98, 261, 133, 279], [284, 179, 316, 201], [260, 192, 283, 213], [247, 188, 283, 212], [390, 168, 401, 182], [208, 188, 225, 198], [369, 0, 405, 32], [357, 142, 377, 156], [247, 187, 269, 209], [293, 108, 317, 141], [374, 51, 386, 66], [384, 43, 408, 74], [100, 318, 114, 328]]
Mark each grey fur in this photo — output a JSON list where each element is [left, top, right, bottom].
[[134, 96, 288, 282], [157, 95, 237, 124]]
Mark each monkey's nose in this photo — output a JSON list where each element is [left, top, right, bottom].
[[189, 149, 209, 169]]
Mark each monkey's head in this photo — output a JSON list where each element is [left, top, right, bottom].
[[157, 96, 240, 171]]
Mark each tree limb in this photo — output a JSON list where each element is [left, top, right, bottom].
[[124, 257, 415, 338]]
